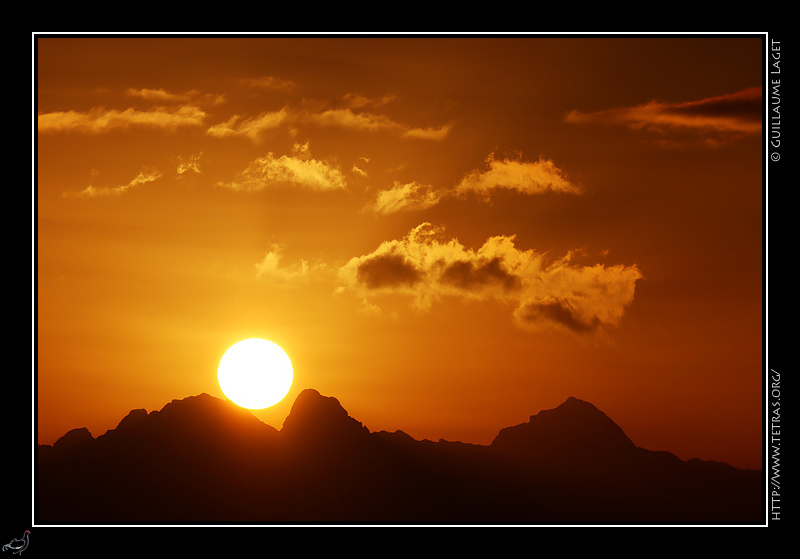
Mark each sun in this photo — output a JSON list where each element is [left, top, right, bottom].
[[217, 338, 293, 409]]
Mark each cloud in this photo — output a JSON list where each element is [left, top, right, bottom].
[[126, 88, 225, 106], [255, 244, 316, 285], [206, 109, 289, 141], [126, 87, 191, 103], [37, 105, 207, 134], [176, 153, 202, 176], [315, 93, 452, 139], [455, 153, 582, 197], [204, 94, 453, 143], [513, 298, 599, 334], [356, 251, 423, 289], [302, 107, 453, 140], [510, 255, 643, 334], [64, 169, 163, 198], [401, 122, 454, 141], [371, 181, 443, 214], [217, 148, 346, 192], [307, 108, 385, 131], [439, 257, 522, 293], [240, 76, 299, 92], [358, 298, 382, 316], [370, 154, 580, 215], [204, 105, 451, 142], [565, 87, 762, 140], [254, 242, 330, 288], [341, 92, 398, 109], [338, 223, 642, 335]]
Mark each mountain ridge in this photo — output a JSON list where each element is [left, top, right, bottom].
[[36, 389, 764, 524]]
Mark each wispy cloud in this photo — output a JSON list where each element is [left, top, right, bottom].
[[565, 87, 762, 141], [206, 109, 290, 141], [301, 107, 454, 140], [126, 88, 189, 103], [176, 153, 202, 177], [338, 223, 642, 336], [64, 169, 163, 198], [217, 144, 346, 192], [204, 91, 453, 143], [455, 153, 582, 197], [370, 153, 581, 215], [255, 243, 327, 285], [341, 92, 398, 109], [401, 122, 454, 141], [38, 105, 207, 134], [125, 87, 225, 106], [371, 181, 443, 214], [240, 76, 299, 92]]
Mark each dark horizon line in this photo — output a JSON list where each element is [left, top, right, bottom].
[[37, 389, 762, 473]]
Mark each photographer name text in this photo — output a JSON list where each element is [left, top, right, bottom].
[[770, 39, 781, 161]]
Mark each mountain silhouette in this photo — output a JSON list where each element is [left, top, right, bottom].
[[36, 389, 764, 524], [280, 388, 371, 450], [492, 396, 636, 458]]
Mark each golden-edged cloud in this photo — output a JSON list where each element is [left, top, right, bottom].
[[324, 92, 452, 139], [38, 105, 207, 134], [64, 169, 163, 198], [370, 153, 581, 215], [372, 181, 443, 214], [300, 107, 454, 140], [38, 86, 224, 135], [217, 145, 346, 192], [401, 122, 454, 141], [176, 153, 202, 176], [204, 91, 453, 143], [565, 87, 762, 140], [455, 153, 582, 197], [341, 92, 398, 109], [206, 109, 290, 141], [338, 223, 642, 335], [125, 87, 225, 105], [125, 88, 190, 103]]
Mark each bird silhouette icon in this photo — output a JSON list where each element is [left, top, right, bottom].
[[2, 531, 29, 555]]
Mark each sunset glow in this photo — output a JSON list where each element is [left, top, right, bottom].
[[36, 35, 764, 471]]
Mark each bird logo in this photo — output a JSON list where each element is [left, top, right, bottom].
[[1, 531, 29, 555]]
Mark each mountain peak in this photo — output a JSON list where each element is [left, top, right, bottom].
[[53, 427, 94, 450], [555, 395, 610, 417], [91, 393, 280, 452], [280, 389, 370, 447], [491, 396, 635, 458]]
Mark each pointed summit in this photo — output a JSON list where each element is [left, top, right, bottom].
[[491, 396, 635, 459], [281, 389, 370, 448]]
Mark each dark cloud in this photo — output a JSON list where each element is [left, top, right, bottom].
[[356, 252, 422, 289], [514, 298, 601, 334], [440, 257, 522, 293], [565, 87, 762, 139], [661, 87, 761, 122]]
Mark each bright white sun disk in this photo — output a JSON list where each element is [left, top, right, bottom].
[[217, 338, 293, 409]]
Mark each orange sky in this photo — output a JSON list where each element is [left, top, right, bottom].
[[35, 35, 764, 470]]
